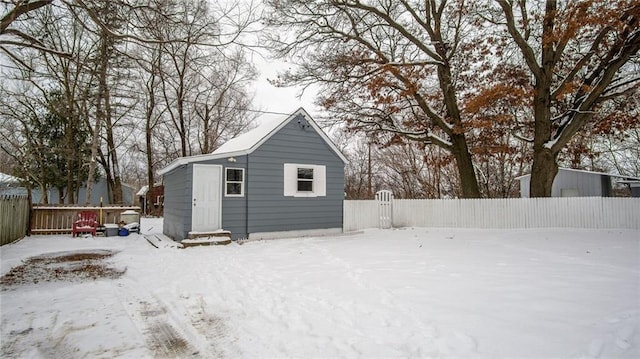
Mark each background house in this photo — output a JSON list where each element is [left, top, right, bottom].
[[517, 168, 640, 198], [158, 108, 347, 241], [617, 180, 640, 197], [31, 178, 136, 205], [0, 173, 135, 205], [137, 184, 164, 216]]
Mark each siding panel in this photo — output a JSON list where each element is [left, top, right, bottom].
[[247, 119, 344, 235], [162, 166, 191, 240], [190, 156, 249, 240]]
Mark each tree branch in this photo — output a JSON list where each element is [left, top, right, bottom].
[[495, 0, 542, 79], [1, 0, 53, 34]]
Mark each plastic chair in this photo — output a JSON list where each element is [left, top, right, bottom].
[[72, 211, 99, 237]]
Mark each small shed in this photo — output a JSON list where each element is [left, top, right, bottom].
[[517, 168, 640, 198], [617, 180, 640, 198], [137, 183, 164, 216], [158, 108, 347, 241]]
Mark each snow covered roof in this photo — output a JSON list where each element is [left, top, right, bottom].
[[158, 108, 347, 176], [212, 115, 285, 155], [0, 172, 21, 183], [617, 179, 640, 187], [136, 185, 149, 196]]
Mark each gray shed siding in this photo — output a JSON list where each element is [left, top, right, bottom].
[[246, 118, 344, 235], [519, 169, 611, 197], [163, 165, 193, 240], [160, 111, 345, 241], [551, 171, 607, 197], [163, 157, 250, 241], [192, 156, 249, 240]]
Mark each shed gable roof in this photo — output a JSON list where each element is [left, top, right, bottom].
[[158, 108, 347, 175]]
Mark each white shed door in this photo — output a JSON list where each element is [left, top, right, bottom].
[[192, 164, 222, 232]]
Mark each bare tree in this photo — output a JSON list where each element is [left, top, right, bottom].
[[156, 0, 219, 157], [333, 133, 380, 199], [1, 0, 69, 65], [488, 0, 640, 196], [264, 0, 482, 198], [0, 3, 95, 204], [193, 49, 257, 154], [150, 0, 258, 159]]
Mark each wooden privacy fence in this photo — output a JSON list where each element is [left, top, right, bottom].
[[344, 195, 640, 232], [31, 205, 142, 235], [1, 195, 30, 245]]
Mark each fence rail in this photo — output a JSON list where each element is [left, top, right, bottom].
[[344, 197, 640, 231], [31, 205, 141, 235], [1, 195, 30, 245]]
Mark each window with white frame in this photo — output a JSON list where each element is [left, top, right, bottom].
[[297, 167, 314, 192], [284, 164, 326, 197], [225, 168, 244, 196]]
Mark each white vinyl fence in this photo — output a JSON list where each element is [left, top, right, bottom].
[[344, 196, 640, 232]]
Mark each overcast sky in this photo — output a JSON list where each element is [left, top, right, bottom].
[[249, 53, 321, 124]]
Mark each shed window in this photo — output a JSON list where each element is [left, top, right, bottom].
[[297, 168, 314, 192], [225, 168, 244, 196], [284, 164, 326, 197]]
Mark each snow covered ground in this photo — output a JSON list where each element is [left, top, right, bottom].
[[1, 218, 638, 358]]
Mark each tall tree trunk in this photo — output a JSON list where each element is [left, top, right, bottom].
[[145, 126, 154, 214], [450, 133, 481, 198], [145, 94, 155, 214], [104, 111, 123, 204], [65, 118, 76, 204], [177, 81, 188, 157], [84, 114, 101, 204], [144, 48, 160, 214], [530, 148, 558, 197], [436, 39, 481, 199], [85, 30, 110, 205], [529, 0, 557, 197]]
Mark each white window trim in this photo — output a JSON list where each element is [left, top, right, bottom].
[[284, 163, 326, 197], [225, 167, 245, 197]]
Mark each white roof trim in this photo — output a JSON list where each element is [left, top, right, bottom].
[[158, 108, 347, 176]]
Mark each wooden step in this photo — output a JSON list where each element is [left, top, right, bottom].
[[183, 231, 232, 247]]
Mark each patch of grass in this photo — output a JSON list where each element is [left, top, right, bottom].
[[0, 250, 126, 289]]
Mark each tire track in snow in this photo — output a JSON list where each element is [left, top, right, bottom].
[[113, 277, 234, 358], [180, 291, 239, 358]]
